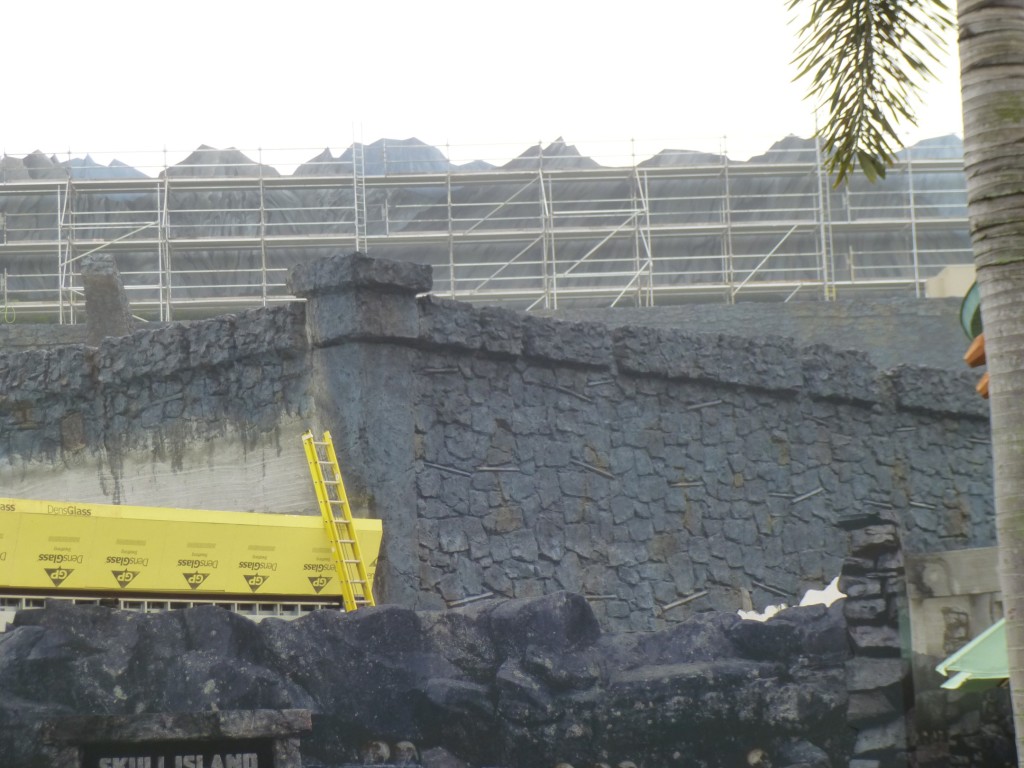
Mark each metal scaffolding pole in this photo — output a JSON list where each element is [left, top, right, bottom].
[[722, 148, 736, 304], [352, 141, 367, 254], [907, 155, 922, 298], [612, 170, 655, 309], [57, 178, 76, 324], [638, 167, 654, 306], [160, 171, 173, 322], [446, 156, 456, 299], [258, 148, 269, 307], [538, 150, 558, 311], [814, 136, 837, 301]]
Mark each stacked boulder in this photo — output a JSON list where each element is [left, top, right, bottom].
[[840, 510, 912, 767]]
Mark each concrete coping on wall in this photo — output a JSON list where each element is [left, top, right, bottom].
[[289, 251, 432, 298]]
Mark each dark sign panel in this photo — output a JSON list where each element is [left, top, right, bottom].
[[82, 738, 273, 768]]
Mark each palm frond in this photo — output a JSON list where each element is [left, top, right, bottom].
[[788, 0, 954, 183]]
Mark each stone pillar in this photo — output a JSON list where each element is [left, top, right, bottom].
[[289, 252, 433, 608], [81, 252, 135, 345], [839, 510, 912, 768]]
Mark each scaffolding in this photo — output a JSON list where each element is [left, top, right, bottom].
[[0, 140, 971, 322]]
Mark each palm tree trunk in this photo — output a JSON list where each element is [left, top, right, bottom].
[[959, 1, 1024, 762]]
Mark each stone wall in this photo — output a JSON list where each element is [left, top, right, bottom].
[[290, 254, 993, 632], [0, 252, 1006, 765], [0, 253, 995, 634]]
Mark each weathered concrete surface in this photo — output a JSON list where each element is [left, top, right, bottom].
[[0, 303, 315, 514], [0, 418, 316, 513]]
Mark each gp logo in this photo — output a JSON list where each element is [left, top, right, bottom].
[[182, 572, 210, 590], [111, 570, 140, 588], [244, 574, 269, 592], [308, 575, 332, 594], [44, 567, 73, 587]]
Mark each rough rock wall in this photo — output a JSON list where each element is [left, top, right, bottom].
[[290, 254, 993, 631], [0, 593, 852, 768]]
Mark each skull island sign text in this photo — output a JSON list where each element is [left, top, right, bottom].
[[82, 738, 273, 768]]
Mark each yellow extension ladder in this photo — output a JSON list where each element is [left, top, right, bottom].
[[302, 430, 376, 611]]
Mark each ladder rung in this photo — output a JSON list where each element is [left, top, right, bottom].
[[305, 429, 375, 611]]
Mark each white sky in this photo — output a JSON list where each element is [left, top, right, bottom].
[[2, 0, 963, 173]]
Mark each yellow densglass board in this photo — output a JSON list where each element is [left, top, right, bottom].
[[0, 497, 381, 601]]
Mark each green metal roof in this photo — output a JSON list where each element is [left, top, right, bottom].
[[936, 618, 1008, 691]]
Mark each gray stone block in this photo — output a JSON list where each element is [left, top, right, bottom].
[[304, 288, 420, 345], [887, 364, 988, 419], [840, 575, 885, 599], [611, 326, 802, 391], [844, 598, 889, 622], [288, 251, 432, 297], [846, 657, 906, 691], [848, 625, 902, 656], [418, 295, 484, 350], [849, 524, 900, 556], [522, 315, 613, 368], [852, 718, 908, 757], [479, 306, 524, 356], [801, 344, 881, 403], [847, 690, 899, 724]]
